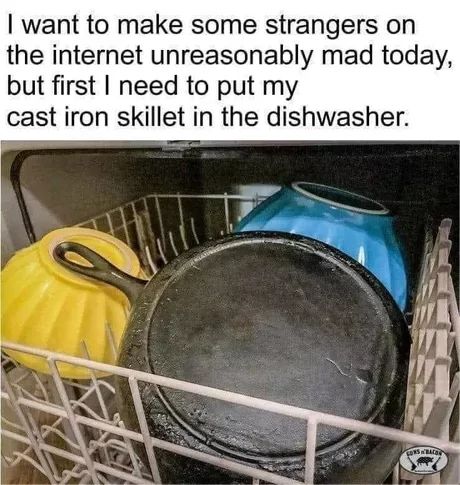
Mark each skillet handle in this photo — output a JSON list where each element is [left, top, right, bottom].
[[53, 241, 146, 304]]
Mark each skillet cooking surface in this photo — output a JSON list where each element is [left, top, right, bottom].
[[147, 236, 403, 458]]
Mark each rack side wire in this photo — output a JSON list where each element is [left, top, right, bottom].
[[1, 195, 459, 485]]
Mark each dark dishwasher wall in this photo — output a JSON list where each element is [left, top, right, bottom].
[[1, 147, 201, 264]]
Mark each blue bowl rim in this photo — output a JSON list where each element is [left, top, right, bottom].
[[291, 181, 390, 216]]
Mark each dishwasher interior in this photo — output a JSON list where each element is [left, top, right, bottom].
[[1, 143, 459, 484]]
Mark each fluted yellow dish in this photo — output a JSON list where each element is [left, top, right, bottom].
[[1, 228, 142, 379]]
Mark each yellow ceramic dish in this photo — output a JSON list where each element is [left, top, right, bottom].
[[1, 228, 142, 379]]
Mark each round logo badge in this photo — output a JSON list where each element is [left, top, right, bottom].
[[399, 446, 448, 475]]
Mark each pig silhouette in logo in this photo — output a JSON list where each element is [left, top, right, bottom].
[[417, 457, 433, 466], [410, 456, 440, 472]]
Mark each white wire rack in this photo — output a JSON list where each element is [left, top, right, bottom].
[[1, 194, 459, 485], [75, 193, 266, 277], [402, 219, 460, 483]]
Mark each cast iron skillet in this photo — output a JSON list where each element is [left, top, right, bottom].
[[54, 233, 410, 483]]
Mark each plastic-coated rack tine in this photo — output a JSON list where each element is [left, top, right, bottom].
[[304, 419, 317, 484], [128, 377, 162, 483], [118, 419, 143, 478], [48, 358, 100, 484]]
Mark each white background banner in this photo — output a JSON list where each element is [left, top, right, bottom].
[[1, 0, 459, 140]]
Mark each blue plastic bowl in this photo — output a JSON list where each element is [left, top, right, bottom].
[[235, 182, 408, 310]]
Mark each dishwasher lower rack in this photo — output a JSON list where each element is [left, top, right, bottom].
[[1, 194, 459, 485]]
